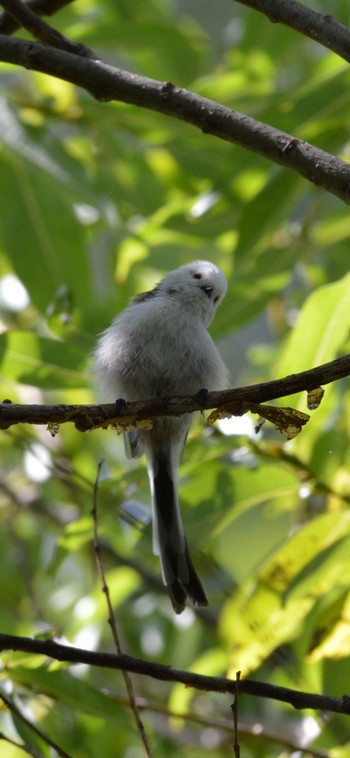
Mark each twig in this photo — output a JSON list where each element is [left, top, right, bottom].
[[0, 688, 73, 758], [249, 439, 350, 505], [1, 634, 350, 717], [1, 37, 350, 203], [235, 0, 350, 64], [0, 732, 44, 758], [92, 464, 152, 757], [0, 354, 349, 431], [108, 693, 329, 757], [0, 0, 74, 35], [0, 0, 93, 56], [2, 0, 350, 71], [3, 0, 350, 75], [232, 671, 241, 757]]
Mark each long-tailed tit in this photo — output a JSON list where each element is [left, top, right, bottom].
[[93, 260, 228, 613]]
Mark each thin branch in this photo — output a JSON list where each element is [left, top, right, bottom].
[[235, 0, 350, 65], [0, 0, 75, 35], [0, 354, 349, 432], [250, 439, 350, 505], [2, 0, 350, 74], [1, 37, 350, 203], [106, 544, 220, 626], [2, 0, 350, 73], [0, 0, 92, 56], [1, 634, 350, 716], [110, 693, 329, 757], [0, 732, 44, 758], [0, 688, 73, 758], [232, 671, 241, 757], [92, 464, 152, 757]]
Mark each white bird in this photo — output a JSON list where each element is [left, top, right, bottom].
[[93, 260, 228, 613]]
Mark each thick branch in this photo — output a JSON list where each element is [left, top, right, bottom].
[[235, 0, 350, 64], [1, 36, 350, 203], [0, 633, 350, 716], [0, 354, 349, 431]]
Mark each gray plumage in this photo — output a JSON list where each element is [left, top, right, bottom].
[[93, 260, 228, 613]]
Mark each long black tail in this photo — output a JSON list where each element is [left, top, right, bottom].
[[151, 453, 208, 614]]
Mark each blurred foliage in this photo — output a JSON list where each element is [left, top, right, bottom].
[[0, 0, 350, 755]]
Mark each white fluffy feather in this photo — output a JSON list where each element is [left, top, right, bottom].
[[93, 260, 228, 612]]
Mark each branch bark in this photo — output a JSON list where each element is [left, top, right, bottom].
[[0, 0, 75, 35], [1, 35, 350, 203], [0, 355, 349, 431], [1, 633, 350, 716], [235, 0, 350, 64], [0, 689, 73, 758], [0, 0, 92, 55], [2, 0, 350, 68]]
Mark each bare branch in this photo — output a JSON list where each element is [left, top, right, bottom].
[[235, 0, 350, 64], [92, 465, 152, 757], [0, 0, 75, 35], [232, 671, 241, 757], [1, 633, 350, 716], [0, 688, 73, 758], [0, 0, 92, 56], [1, 36, 350, 203], [113, 693, 329, 757], [0, 354, 349, 432], [0, 732, 43, 758], [2, 0, 350, 68]]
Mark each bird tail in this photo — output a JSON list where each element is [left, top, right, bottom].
[[148, 451, 208, 614]]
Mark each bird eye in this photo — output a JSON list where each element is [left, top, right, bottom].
[[192, 272, 202, 279], [201, 285, 214, 297]]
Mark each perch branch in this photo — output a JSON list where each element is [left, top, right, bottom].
[[1, 36, 350, 203], [1, 634, 350, 716], [0, 354, 349, 432]]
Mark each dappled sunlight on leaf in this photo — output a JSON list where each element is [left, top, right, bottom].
[[220, 511, 350, 674], [1, 0, 350, 754]]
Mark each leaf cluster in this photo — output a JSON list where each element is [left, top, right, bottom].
[[0, 1, 350, 756]]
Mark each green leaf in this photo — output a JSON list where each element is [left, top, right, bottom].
[[10, 667, 127, 722], [0, 331, 88, 389], [220, 511, 350, 674], [277, 272, 350, 377]]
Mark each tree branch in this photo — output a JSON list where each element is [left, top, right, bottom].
[[0, 0, 92, 56], [1, 633, 350, 716], [235, 0, 350, 65], [113, 693, 329, 757], [1, 36, 350, 204], [92, 465, 152, 757], [2, 0, 350, 69], [0, 355, 349, 432], [0, 688, 73, 758], [0, 0, 75, 35]]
